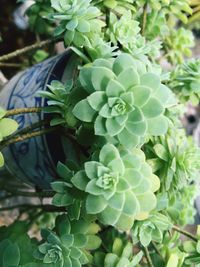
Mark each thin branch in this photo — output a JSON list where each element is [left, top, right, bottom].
[[13, 119, 50, 136], [1, 189, 54, 198], [0, 204, 65, 212], [5, 107, 42, 117], [141, 2, 148, 35], [0, 39, 55, 62], [0, 127, 58, 149], [1, 120, 50, 150], [0, 63, 24, 68], [172, 226, 198, 242], [152, 242, 164, 260], [143, 246, 154, 267]]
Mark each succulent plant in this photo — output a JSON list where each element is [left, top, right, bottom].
[[170, 59, 200, 104], [132, 213, 172, 247], [183, 238, 200, 266], [34, 215, 101, 267], [145, 129, 200, 192], [73, 53, 175, 148], [26, 0, 54, 35], [39, 80, 79, 128], [144, 10, 169, 40], [92, 0, 136, 13], [94, 238, 143, 267], [167, 185, 198, 226], [136, 0, 192, 23], [0, 222, 37, 266], [49, 0, 102, 46], [163, 28, 194, 64], [72, 144, 160, 230], [108, 11, 140, 48], [0, 107, 18, 167]]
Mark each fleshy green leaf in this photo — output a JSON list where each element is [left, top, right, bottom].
[[73, 99, 96, 122]]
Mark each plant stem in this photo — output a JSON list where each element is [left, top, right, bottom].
[[0, 63, 24, 68], [0, 127, 57, 150], [143, 246, 154, 267], [0, 204, 65, 212], [5, 107, 42, 117], [1, 189, 54, 198], [141, 2, 148, 35], [152, 242, 164, 260], [1, 120, 50, 149], [0, 39, 55, 62], [172, 226, 198, 242], [14, 119, 50, 136]]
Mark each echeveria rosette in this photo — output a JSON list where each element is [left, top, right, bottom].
[[73, 53, 175, 148], [50, 0, 102, 47], [94, 238, 143, 267], [34, 215, 101, 267], [145, 129, 200, 193], [72, 144, 160, 230], [132, 213, 172, 247], [170, 59, 200, 105], [108, 11, 140, 48]]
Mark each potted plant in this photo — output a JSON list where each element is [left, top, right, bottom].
[[1, 0, 200, 266]]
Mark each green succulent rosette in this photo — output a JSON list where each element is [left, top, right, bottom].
[[108, 11, 140, 48], [50, 0, 102, 46], [132, 213, 172, 247], [145, 129, 200, 192], [170, 59, 200, 104], [94, 238, 143, 267], [72, 144, 160, 230], [34, 215, 101, 267], [73, 53, 175, 148]]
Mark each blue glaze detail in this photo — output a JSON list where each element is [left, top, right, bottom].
[[0, 53, 68, 189]]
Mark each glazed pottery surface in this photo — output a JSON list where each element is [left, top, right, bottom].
[[0, 51, 77, 189]]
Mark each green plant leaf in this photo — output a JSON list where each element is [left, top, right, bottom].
[[0, 118, 18, 137], [73, 99, 96, 122]]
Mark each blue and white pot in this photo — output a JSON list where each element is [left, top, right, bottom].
[[0, 50, 78, 189]]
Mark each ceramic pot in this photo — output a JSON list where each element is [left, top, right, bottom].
[[0, 50, 78, 189]]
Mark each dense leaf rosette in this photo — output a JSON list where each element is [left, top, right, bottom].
[[73, 53, 175, 148], [50, 0, 102, 46], [145, 130, 200, 192], [170, 59, 200, 104], [94, 238, 143, 267], [72, 144, 160, 230], [132, 213, 172, 247], [34, 215, 101, 267]]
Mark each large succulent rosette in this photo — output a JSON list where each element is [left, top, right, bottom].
[[72, 144, 160, 230], [73, 53, 175, 148]]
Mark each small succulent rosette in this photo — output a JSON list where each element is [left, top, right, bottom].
[[72, 144, 160, 230], [73, 53, 176, 148], [34, 215, 101, 266]]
